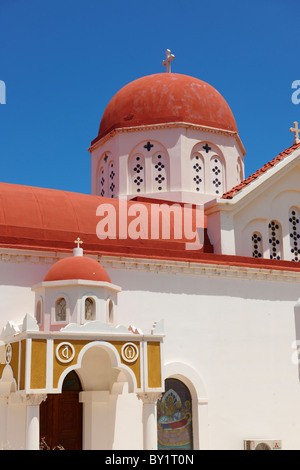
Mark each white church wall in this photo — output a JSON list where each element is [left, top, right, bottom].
[[106, 265, 300, 450], [1, 254, 300, 449], [0, 258, 50, 331], [4, 401, 26, 449]]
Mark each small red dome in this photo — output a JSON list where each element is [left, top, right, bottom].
[[96, 73, 238, 141], [44, 256, 111, 283]]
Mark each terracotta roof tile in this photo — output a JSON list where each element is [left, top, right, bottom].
[[222, 142, 300, 199]]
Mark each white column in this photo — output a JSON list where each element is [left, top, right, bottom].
[[137, 393, 162, 450], [79, 391, 110, 450], [0, 396, 8, 448], [24, 394, 47, 450]]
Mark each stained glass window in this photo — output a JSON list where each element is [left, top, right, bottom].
[[157, 378, 193, 450]]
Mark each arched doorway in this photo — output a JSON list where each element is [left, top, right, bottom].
[[40, 370, 83, 450]]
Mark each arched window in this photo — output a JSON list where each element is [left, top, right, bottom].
[[98, 166, 106, 197], [289, 207, 300, 262], [191, 153, 204, 192], [85, 297, 95, 321], [152, 152, 169, 192], [269, 220, 282, 260], [97, 152, 114, 197], [128, 154, 145, 194], [108, 300, 114, 324], [210, 156, 224, 195], [108, 161, 116, 198], [252, 232, 263, 258], [157, 378, 193, 450], [55, 298, 66, 322], [36, 300, 42, 324], [237, 157, 244, 184]]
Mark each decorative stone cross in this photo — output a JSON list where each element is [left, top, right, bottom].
[[74, 237, 83, 249], [162, 49, 175, 73], [290, 121, 300, 144]]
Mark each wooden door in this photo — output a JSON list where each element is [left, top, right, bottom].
[[40, 391, 83, 450]]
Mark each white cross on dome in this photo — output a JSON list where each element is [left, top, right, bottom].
[[162, 49, 175, 73]]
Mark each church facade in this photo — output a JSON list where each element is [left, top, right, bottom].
[[0, 51, 300, 450]]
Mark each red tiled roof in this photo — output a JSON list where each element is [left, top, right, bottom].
[[0, 182, 212, 258], [222, 142, 300, 199], [1, 183, 300, 273]]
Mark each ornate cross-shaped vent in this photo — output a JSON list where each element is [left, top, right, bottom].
[[203, 143, 211, 153], [144, 141, 154, 152]]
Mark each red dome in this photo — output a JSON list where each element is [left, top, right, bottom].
[[44, 255, 111, 283], [95, 73, 238, 141]]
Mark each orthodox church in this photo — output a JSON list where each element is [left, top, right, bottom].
[[0, 49, 300, 450]]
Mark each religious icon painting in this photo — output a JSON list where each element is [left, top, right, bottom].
[[157, 378, 193, 449]]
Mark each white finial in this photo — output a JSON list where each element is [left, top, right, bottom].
[[162, 49, 175, 73], [290, 121, 300, 144], [73, 237, 83, 256]]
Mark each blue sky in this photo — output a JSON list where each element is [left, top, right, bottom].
[[0, 0, 299, 194]]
